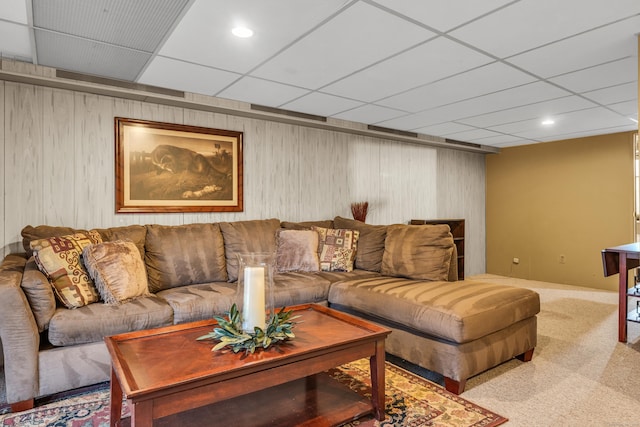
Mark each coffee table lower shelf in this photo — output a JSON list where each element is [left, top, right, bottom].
[[116, 371, 375, 427]]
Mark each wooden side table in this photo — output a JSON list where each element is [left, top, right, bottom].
[[602, 243, 640, 342]]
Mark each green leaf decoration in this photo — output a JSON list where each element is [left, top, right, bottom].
[[197, 303, 299, 354]]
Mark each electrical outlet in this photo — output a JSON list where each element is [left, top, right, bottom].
[[559, 254, 566, 264]]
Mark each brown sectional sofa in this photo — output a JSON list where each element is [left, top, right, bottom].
[[0, 216, 540, 411]]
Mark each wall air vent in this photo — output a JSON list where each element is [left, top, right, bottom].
[[56, 70, 185, 98], [367, 125, 418, 138], [251, 104, 327, 122], [444, 138, 483, 149]]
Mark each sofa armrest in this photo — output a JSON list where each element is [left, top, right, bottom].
[[0, 254, 40, 404]]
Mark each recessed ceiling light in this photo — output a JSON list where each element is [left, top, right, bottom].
[[232, 27, 253, 38], [541, 119, 555, 125]]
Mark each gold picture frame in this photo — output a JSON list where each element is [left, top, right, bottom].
[[115, 117, 243, 213]]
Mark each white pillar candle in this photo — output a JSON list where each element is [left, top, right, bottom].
[[242, 266, 266, 332]]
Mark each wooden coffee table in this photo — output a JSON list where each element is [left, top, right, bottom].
[[106, 303, 391, 426]]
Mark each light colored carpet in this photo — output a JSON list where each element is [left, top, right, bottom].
[[1, 274, 639, 426], [463, 274, 640, 427]]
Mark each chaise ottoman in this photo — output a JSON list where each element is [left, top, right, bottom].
[[328, 276, 540, 393]]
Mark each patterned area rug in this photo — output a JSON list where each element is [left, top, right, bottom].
[[0, 359, 506, 427]]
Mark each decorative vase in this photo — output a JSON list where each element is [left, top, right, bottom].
[[236, 253, 275, 333]]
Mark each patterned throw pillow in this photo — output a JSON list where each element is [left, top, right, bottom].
[[312, 226, 359, 272], [30, 231, 103, 309]]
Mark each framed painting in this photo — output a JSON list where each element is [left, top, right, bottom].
[[115, 117, 243, 213]]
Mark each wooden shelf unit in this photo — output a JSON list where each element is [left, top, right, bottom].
[[410, 219, 465, 280]]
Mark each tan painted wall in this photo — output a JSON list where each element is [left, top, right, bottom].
[[486, 131, 636, 291]]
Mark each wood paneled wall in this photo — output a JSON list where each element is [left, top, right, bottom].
[[1, 79, 487, 276]]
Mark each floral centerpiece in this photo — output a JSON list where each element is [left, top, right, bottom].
[[197, 304, 300, 354]]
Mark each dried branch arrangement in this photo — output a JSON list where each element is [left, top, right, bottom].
[[350, 201, 369, 222]]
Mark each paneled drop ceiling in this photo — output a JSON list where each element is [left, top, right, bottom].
[[0, 0, 638, 147]]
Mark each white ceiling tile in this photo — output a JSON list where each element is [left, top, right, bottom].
[[506, 108, 634, 139], [389, 81, 572, 130], [281, 92, 363, 117], [158, 0, 350, 73], [372, 0, 514, 32], [377, 62, 536, 112], [458, 96, 597, 127], [508, 15, 640, 78], [217, 77, 309, 107], [550, 57, 638, 93], [581, 82, 637, 105], [450, 0, 640, 58], [528, 125, 638, 143], [139, 56, 240, 95], [373, 110, 437, 131], [472, 134, 529, 146], [251, 2, 434, 89], [0, 22, 31, 60], [322, 37, 494, 102], [0, 0, 29, 23], [414, 122, 476, 136], [444, 128, 502, 140], [606, 100, 638, 116], [332, 104, 406, 124]]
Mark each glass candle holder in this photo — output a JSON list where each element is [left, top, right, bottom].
[[236, 252, 275, 333]]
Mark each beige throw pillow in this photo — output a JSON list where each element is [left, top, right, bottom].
[[83, 240, 150, 305], [275, 229, 320, 273], [381, 224, 454, 281]]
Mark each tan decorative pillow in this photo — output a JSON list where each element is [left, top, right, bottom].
[[334, 216, 387, 272], [219, 219, 281, 281], [312, 226, 359, 272], [30, 231, 103, 309], [381, 224, 454, 281], [83, 240, 150, 305], [275, 229, 320, 273]]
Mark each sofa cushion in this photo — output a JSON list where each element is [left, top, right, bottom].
[[219, 219, 281, 281], [328, 277, 540, 343], [275, 229, 319, 273], [21, 225, 87, 258], [280, 220, 334, 230], [156, 282, 237, 324], [83, 240, 150, 305], [20, 257, 57, 332], [272, 272, 332, 307], [315, 269, 382, 284], [145, 223, 228, 292], [47, 295, 173, 346], [30, 231, 103, 309], [312, 226, 359, 272], [381, 224, 453, 281], [91, 224, 147, 260], [334, 216, 387, 272]]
